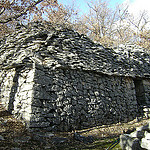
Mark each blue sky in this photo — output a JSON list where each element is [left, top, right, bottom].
[[57, 0, 150, 30], [58, 0, 150, 17], [58, 0, 126, 14]]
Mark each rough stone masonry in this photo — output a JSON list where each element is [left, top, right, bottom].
[[0, 21, 150, 131]]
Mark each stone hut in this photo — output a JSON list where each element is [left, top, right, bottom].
[[0, 22, 150, 131]]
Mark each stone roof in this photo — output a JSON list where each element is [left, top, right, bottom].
[[0, 21, 150, 78]]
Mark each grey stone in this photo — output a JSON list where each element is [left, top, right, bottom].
[[141, 131, 150, 149], [33, 132, 54, 138], [120, 123, 150, 150], [0, 135, 5, 140], [74, 132, 94, 144], [14, 136, 31, 143], [141, 137, 150, 149], [11, 148, 21, 150], [130, 130, 145, 139], [30, 122, 50, 128], [120, 134, 142, 150], [52, 137, 68, 144], [137, 123, 150, 132]]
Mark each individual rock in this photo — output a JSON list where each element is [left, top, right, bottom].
[[74, 132, 94, 144], [141, 131, 150, 149], [137, 123, 150, 132], [0, 135, 5, 140], [120, 122, 150, 150], [51, 137, 68, 144], [14, 136, 31, 143], [120, 134, 142, 150], [130, 130, 144, 139], [11, 148, 21, 150], [33, 132, 54, 138]]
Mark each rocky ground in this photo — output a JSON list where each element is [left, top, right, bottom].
[[0, 102, 149, 150]]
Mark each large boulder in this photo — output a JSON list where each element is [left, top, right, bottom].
[[120, 122, 150, 150]]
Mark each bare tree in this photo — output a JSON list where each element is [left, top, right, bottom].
[[0, 0, 79, 38], [137, 30, 150, 50], [75, 0, 129, 47], [0, 0, 149, 50], [85, 0, 111, 40], [128, 11, 150, 33], [0, 0, 58, 37], [32, 0, 78, 27], [75, 0, 150, 50], [0, 0, 46, 23]]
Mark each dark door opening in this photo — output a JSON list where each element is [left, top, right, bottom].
[[134, 79, 146, 106]]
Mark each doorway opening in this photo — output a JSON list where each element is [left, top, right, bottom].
[[134, 79, 146, 106]]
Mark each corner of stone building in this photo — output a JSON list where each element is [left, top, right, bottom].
[[0, 62, 36, 128]]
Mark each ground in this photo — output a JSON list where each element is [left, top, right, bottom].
[[0, 102, 149, 150]]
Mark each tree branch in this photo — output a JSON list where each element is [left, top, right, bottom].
[[0, 7, 5, 15], [0, 0, 44, 24]]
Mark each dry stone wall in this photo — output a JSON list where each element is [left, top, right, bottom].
[[0, 22, 149, 78], [0, 65, 35, 124], [28, 64, 139, 131], [0, 68, 16, 109], [0, 22, 150, 131], [143, 79, 150, 105]]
